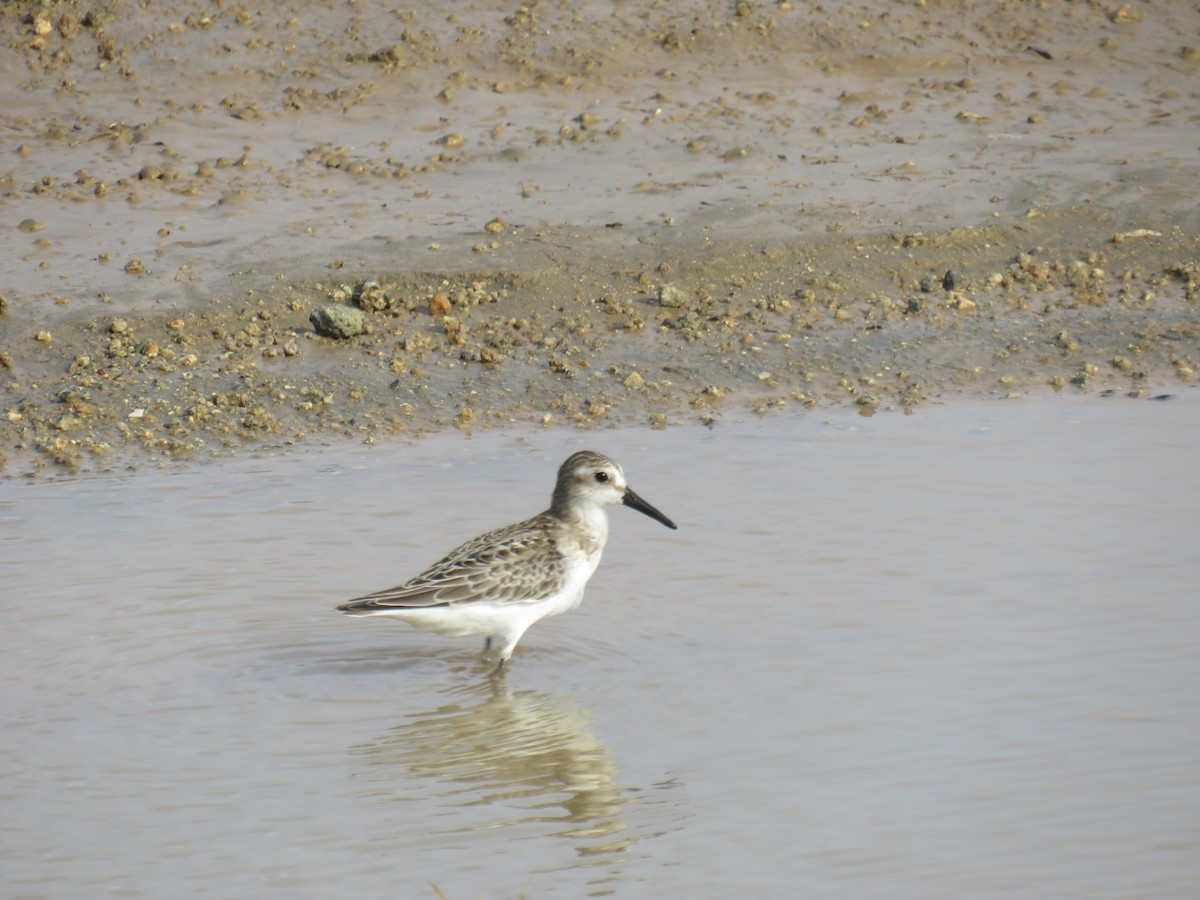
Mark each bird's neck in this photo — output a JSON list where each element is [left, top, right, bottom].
[[551, 502, 610, 549]]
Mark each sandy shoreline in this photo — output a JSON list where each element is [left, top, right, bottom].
[[2, 0, 1197, 477]]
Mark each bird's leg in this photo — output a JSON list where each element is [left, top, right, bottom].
[[484, 633, 518, 675]]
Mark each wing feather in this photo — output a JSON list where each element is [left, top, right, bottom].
[[339, 514, 567, 611]]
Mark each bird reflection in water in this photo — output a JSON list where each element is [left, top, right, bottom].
[[350, 675, 642, 866]]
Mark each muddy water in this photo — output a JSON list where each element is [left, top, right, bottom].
[[3, 396, 1198, 897]]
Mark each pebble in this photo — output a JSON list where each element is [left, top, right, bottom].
[[310, 304, 366, 339], [658, 284, 688, 307], [428, 292, 452, 317]]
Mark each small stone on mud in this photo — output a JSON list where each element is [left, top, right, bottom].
[[1112, 229, 1161, 244], [356, 281, 389, 312], [484, 217, 508, 234], [658, 284, 688, 307], [310, 304, 366, 339]]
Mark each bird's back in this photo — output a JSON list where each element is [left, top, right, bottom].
[[338, 512, 571, 612]]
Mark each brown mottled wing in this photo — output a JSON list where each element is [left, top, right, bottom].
[[340, 514, 567, 610]]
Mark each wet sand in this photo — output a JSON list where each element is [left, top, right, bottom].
[[2, 0, 1198, 476]]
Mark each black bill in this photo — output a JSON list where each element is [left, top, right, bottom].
[[622, 487, 678, 530]]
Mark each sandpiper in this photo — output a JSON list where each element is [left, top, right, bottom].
[[337, 451, 677, 670]]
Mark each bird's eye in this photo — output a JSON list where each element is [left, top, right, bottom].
[[594, 471, 608, 483]]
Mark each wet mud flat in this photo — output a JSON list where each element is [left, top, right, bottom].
[[2, 214, 1197, 476], [1, 0, 1198, 477]]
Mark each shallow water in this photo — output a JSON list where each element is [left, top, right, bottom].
[[3, 396, 1198, 898]]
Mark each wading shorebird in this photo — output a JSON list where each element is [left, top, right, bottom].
[[337, 451, 677, 671]]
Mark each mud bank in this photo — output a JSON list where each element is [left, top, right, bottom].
[[2, 0, 1197, 476], [3, 212, 1196, 475]]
